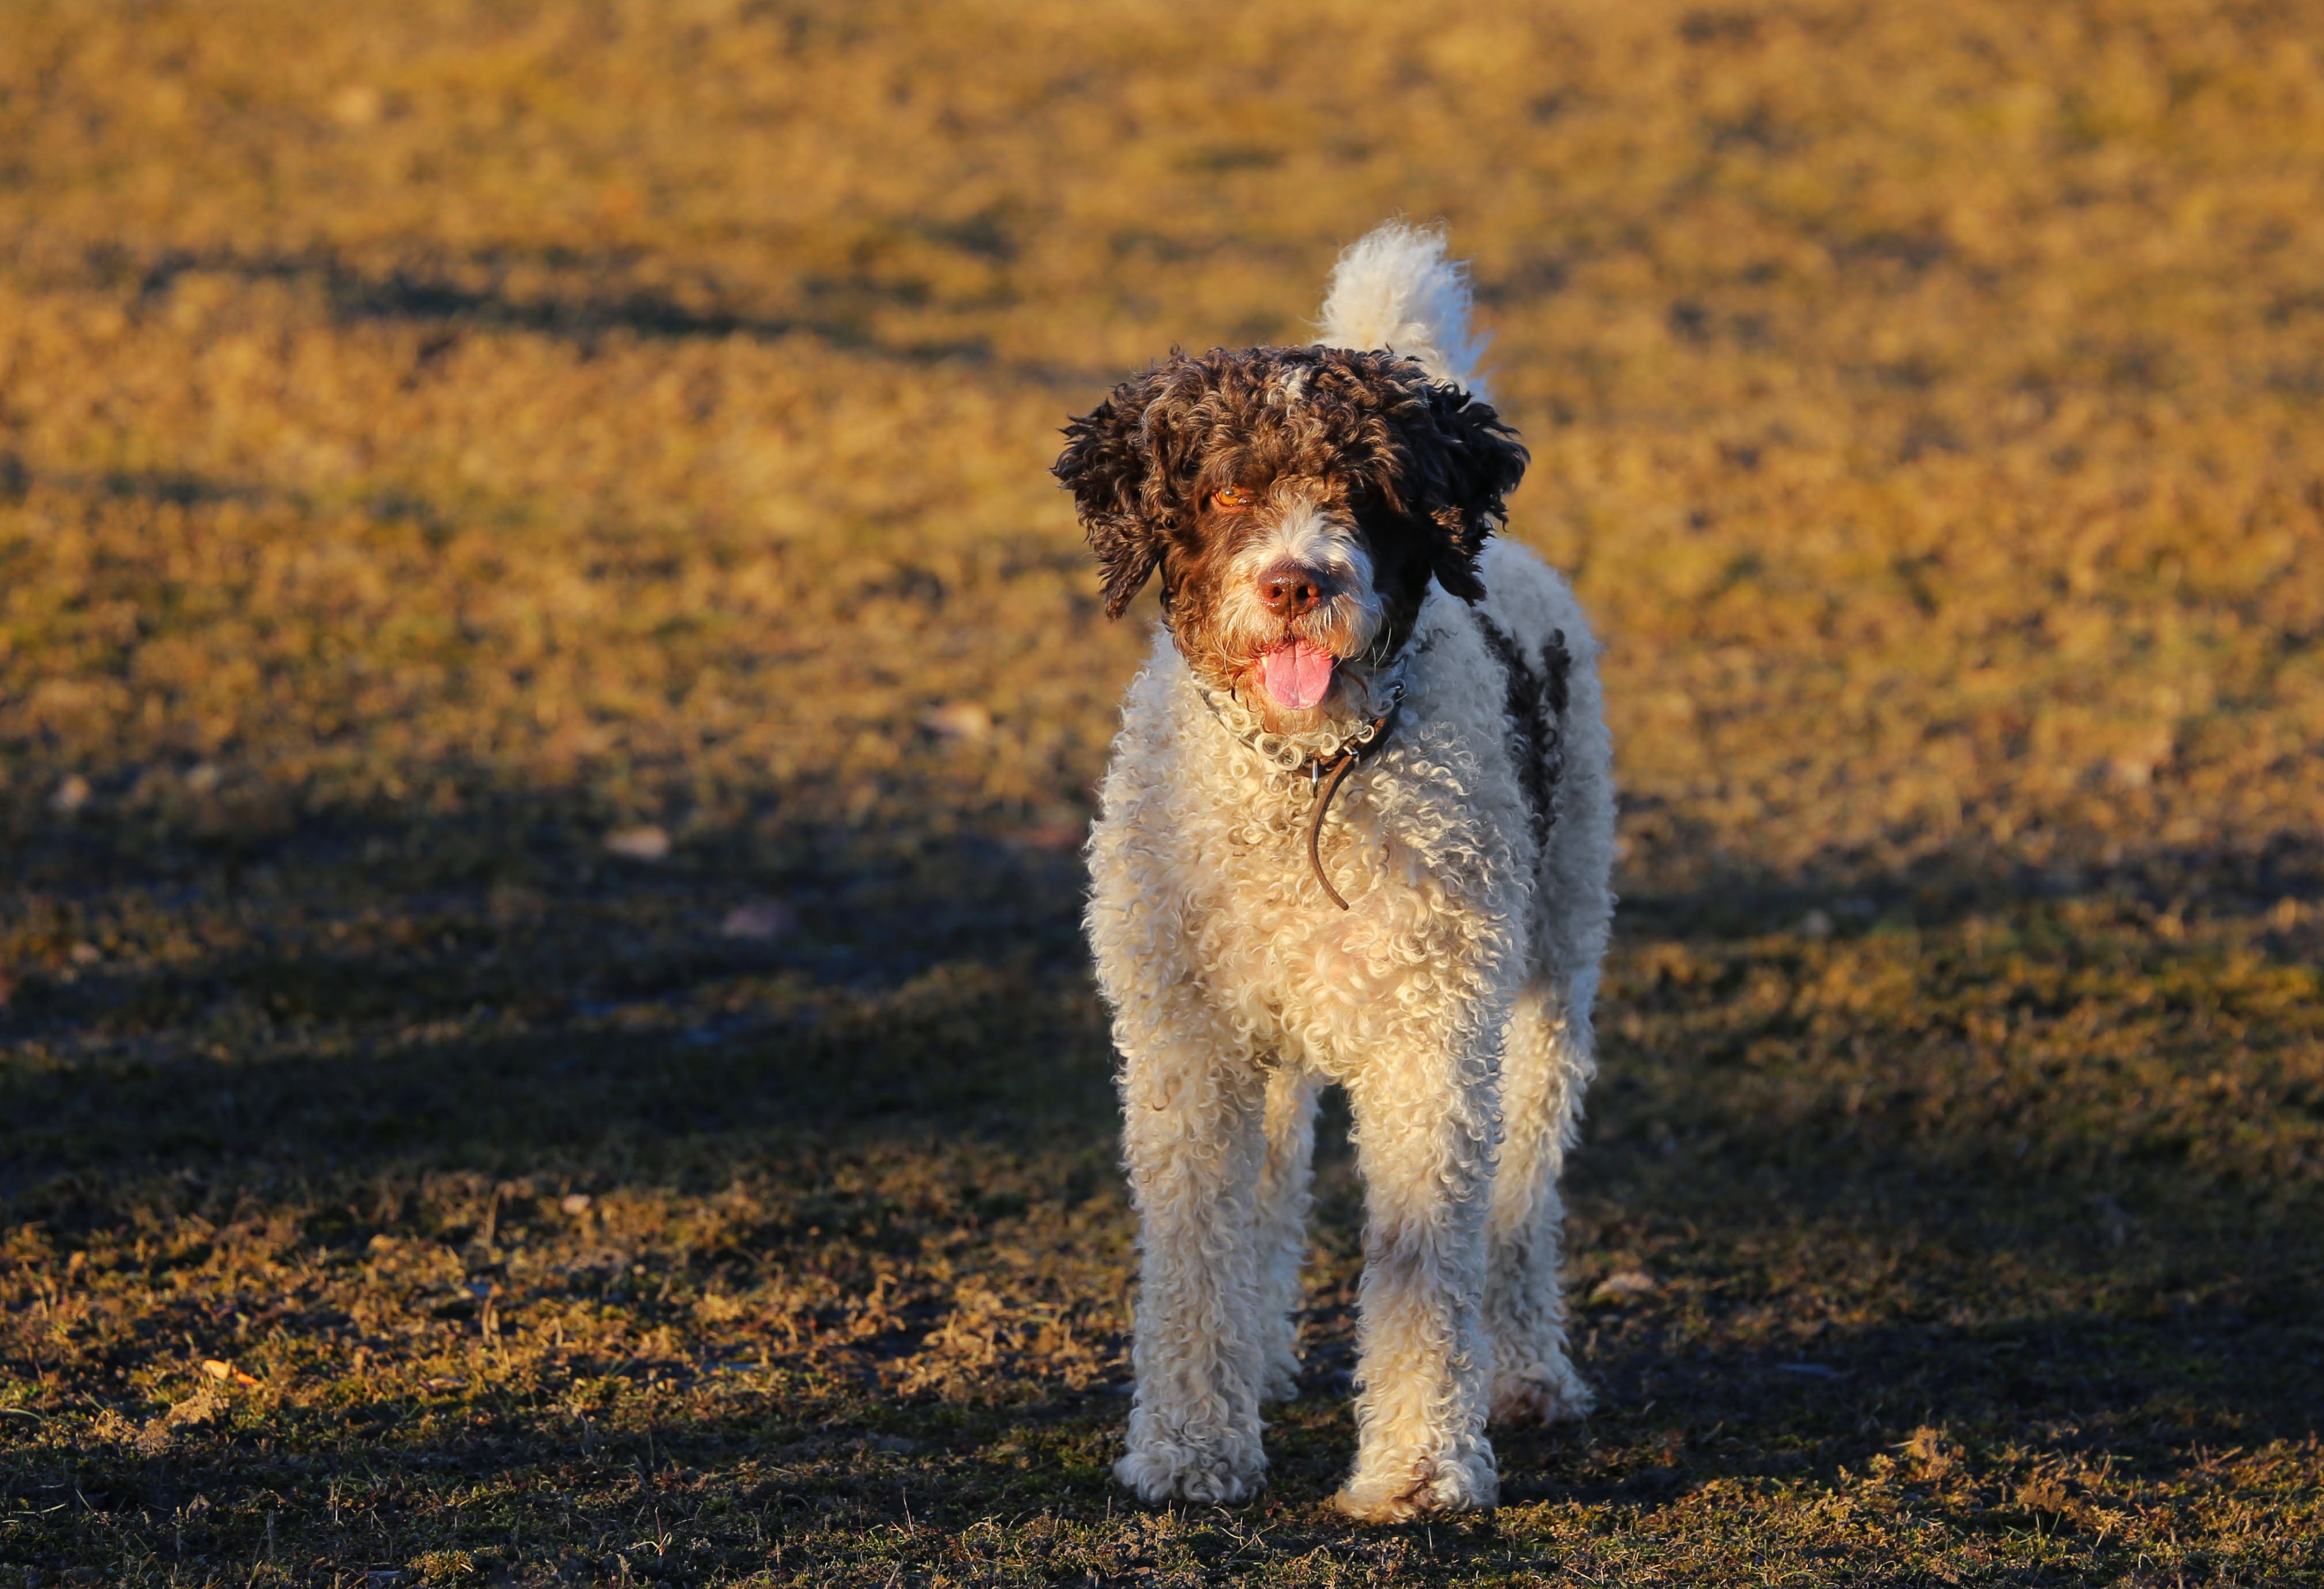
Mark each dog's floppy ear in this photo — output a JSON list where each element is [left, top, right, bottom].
[[1391, 382, 1529, 603], [1055, 368, 1177, 619]]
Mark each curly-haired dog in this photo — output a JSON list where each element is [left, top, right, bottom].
[[1054, 223, 1615, 1521]]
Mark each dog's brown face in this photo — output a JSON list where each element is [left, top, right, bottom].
[[1054, 346, 1528, 731]]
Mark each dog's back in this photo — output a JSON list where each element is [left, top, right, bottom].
[[1318, 225, 1616, 1004]]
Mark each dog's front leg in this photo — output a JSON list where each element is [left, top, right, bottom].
[[1335, 1050, 1500, 1521], [1115, 1037, 1270, 1506], [1254, 1064, 1322, 1403]]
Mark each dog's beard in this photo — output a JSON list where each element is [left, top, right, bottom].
[[1175, 501, 1386, 732]]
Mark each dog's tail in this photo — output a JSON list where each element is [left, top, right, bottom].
[[1315, 220, 1490, 397]]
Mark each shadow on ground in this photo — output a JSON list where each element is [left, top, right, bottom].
[[4, 790, 2321, 1584]]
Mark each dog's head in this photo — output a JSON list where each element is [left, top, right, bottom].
[[1054, 346, 1527, 730]]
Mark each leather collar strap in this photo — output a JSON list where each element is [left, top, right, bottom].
[[1195, 673, 1406, 912], [1302, 702, 1398, 909]]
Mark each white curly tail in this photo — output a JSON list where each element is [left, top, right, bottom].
[[1315, 221, 1490, 397]]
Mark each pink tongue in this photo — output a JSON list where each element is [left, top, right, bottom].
[[1258, 641, 1336, 711]]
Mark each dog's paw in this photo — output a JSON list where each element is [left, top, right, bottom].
[[1115, 1441, 1265, 1507], [1259, 1353, 1303, 1404], [1488, 1363, 1595, 1427], [1333, 1448, 1498, 1522]]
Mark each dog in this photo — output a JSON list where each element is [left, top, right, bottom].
[[1054, 223, 1615, 1521]]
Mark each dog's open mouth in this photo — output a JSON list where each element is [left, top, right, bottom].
[[1255, 639, 1337, 711]]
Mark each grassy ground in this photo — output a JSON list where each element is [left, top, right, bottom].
[[5, 0, 2323, 1582]]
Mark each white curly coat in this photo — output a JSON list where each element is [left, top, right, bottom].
[[1085, 227, 1617, 1519]]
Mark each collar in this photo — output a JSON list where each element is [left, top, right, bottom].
[[1192, 656, 1410, 911]]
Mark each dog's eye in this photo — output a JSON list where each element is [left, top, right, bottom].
[[1210, 487, 1256, 512]]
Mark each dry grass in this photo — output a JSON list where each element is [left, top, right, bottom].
[[3, 0, 2322, 1583]]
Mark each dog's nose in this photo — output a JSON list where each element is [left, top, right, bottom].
[[1257, 562, 1331, 617]]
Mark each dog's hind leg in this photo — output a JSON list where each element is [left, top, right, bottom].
[[1483, 971, 1598, 1426], [1254, 1064, 1322, 1402], [1115, 1040, 1271, 1506]]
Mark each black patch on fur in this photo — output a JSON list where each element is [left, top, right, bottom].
[[1475, 614, 1570, 852]]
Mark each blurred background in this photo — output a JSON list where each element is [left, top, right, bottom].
[[2, 2, 2321, 1583]]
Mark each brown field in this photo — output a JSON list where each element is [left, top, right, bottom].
[[3, 0, 2323, 1583]]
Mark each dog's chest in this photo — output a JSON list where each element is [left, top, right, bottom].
[[1145, 719, 1514, 1071], [1173, 768, 1387, 1053], [1185, 759, 1348, 920]]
